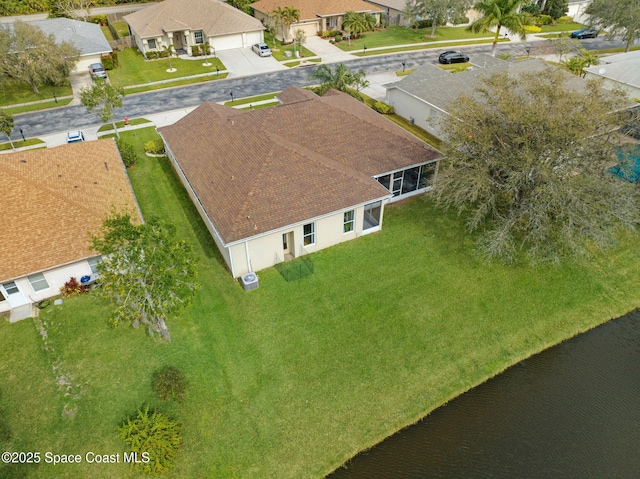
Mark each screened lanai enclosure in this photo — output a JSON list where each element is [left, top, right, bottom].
[[375, 162, 437, 201]]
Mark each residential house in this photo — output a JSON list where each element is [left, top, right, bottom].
[[584, 51, 640, 102], [385, 55, 599, 139], [124, 0, 264, 57], [365, 0, 409, 26], [158, 86, 442, 278], [1, 18, 112, 73], [0, 140, 142, 322], [251, 0, 383, 41]]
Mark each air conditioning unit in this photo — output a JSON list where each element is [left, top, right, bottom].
[[240, 272, 259, 291]]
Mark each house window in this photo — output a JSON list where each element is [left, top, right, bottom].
[[303, 222, 315, 245], [343, 210, 355, 233], [363, 201, 382, 230], [87, 256, 102, 274], [2, 281, 19, 295], [27, 273, 49, 292], [147, 39, 157, 49], [194, 31, 204, 44]]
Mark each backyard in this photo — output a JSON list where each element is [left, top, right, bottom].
[[1, 128, 640, 478]]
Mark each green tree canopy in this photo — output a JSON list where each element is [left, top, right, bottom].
[[271, 6, 300, 43], [467, 0, 532, 56], [586, 0, 640, 53], [342, 11, 376, 39], [0, 109, 15, 150], [405, 0, 473, 37], [79, 80, 125, 137], [0, 20, 79, 94], [308, 63, 367, 95], [434, 68, 639, 264], [542, 0, 568, 20], [91, 213, 199, 342]]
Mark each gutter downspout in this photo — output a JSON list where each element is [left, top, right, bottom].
[[245, 241, 252, 273]]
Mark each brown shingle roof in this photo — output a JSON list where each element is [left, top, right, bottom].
[[251, 0, 383, 21], [124, 0, 264, 39], [0, 139, 142, 283], [159, 87, 441, 244]]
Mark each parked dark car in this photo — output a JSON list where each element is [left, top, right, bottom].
[[438, 51, 470, 64], [88, 63, 107, 79], [570, 27, 599, 39]]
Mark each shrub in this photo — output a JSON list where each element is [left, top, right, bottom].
[[522, 4, 541, 16], [60, 277, 88, 297], [152, 366, 187, 403], [191, 44, 201, 56], [144, 138, 166, 155], [116, 138, 139, 168], [372, 101, 394, 114], [334, 32, 342, 42], [119, 405, 181, 475], [89, 14, 108, 26], [452, 14, 469, 25], [323, 29, 340, 38], [535, 14, 553, 26], [556, 15, 574, 24], [412, 19, 431, 29], [110, 51, 118, 68], [101, 54, 114, 70], [146, 51, 158, 60]]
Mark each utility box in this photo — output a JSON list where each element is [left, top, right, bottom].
[[240, 272, 259, 291]]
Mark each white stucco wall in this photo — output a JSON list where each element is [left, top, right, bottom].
[[226, 203, 386, 278], [386, 88, 447, 139], [0, 259, 97, 321]]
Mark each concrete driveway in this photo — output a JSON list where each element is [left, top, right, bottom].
[[216, 47, 287, 78]]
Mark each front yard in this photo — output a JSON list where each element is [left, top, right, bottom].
[[107, 48, 227, 88], [1, 128, 640, 478]]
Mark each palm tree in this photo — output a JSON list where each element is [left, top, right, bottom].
[[162, 44, 176, 71], [309, 63, 362, 94], [272, 6, 300, 43], [467, 0, 532, 56], [342, 11, 376, 40]]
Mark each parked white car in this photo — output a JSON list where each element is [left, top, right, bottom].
[[252, 43, 272, 57], [66, 131, 85, 143]]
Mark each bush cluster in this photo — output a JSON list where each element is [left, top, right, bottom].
[[116, 138, 139, 168], [119, 405, 182, 475], [101, 52, 118, 70], [144, 138, 166, 155], [89, 14, 108, 26], [152, 366, 187, 403], [556, 16, 574, 24], [59, 277, 88, 297], [146, 50, 171, 60], [372, 101, 394, 114]]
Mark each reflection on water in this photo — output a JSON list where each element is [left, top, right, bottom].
[[329, 311, 640, 479]]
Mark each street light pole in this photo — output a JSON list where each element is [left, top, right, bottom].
[[230, 92, 234, 102]]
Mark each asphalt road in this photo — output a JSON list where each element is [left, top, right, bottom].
[[10, 36, 625, 140]]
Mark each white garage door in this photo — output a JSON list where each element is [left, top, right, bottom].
[[294, 22, 318, 37], [211, 34, 244, 51], [245, 30, 263, 46], [75, 55, 102, 73]]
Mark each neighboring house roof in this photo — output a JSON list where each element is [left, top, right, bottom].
[[4, 18, 111, 57], [251, 0, 383, 21], [584, 51, 640, 91], [158, 87, 441, 244], [124, 0, 264, 39], [365, 0, 408, 11], [386, 55, 599, 114], [0, 140, 142, 283]]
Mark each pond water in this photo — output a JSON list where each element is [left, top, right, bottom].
[[328, 311, 640, 478]]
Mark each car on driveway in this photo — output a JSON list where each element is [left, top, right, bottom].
[[66, 131, 85, 143], [570, 27, 599, 39], [438, 51, 469, 64], [89, 63, 107, 79], [251, 43, 272, 57]]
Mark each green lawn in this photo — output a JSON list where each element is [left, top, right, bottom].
[[107, 48, 227, 88], [224, 92, 279, 106], [100, 25, 114, 41], [351, 38, 509, 56], [334, 25, 494, 51], [0, 138, 45, 151], [264, 33, 316, 61], [111, 21, 130, 38], [5, 98, 73, 115], [538, 22, 584, 33], [0, 80, 72, 107], [2, 129, 640, 478], [97, 118, 151, 132]]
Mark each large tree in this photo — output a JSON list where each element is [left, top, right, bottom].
[[79, 80, 125, 138], [434, 68, 640, 264], [586, 0, 640, 53], [0, 20, 79, 94], [542, 0, 568, 20], [91, 213, 199, 342], [405, 0, 473, 37], [47, 0, 94, 20], [0, 109, 15, 150], [467, 0, 532, 56]]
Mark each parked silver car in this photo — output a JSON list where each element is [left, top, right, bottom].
[[251, 43, 272, 57]]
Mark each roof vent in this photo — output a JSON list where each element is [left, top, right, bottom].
[[240, 272, 259, 291]]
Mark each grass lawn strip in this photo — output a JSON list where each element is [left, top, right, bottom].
[[224, 92, 279, 106], [5, 98, 74, 115], [123, 73, 230, 94], [0, 81, 72, 107], [351, 38, 509, 56], [2, 128, 639, 478], [0, 138, 45, 151], [97, 118, 152, 132]]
